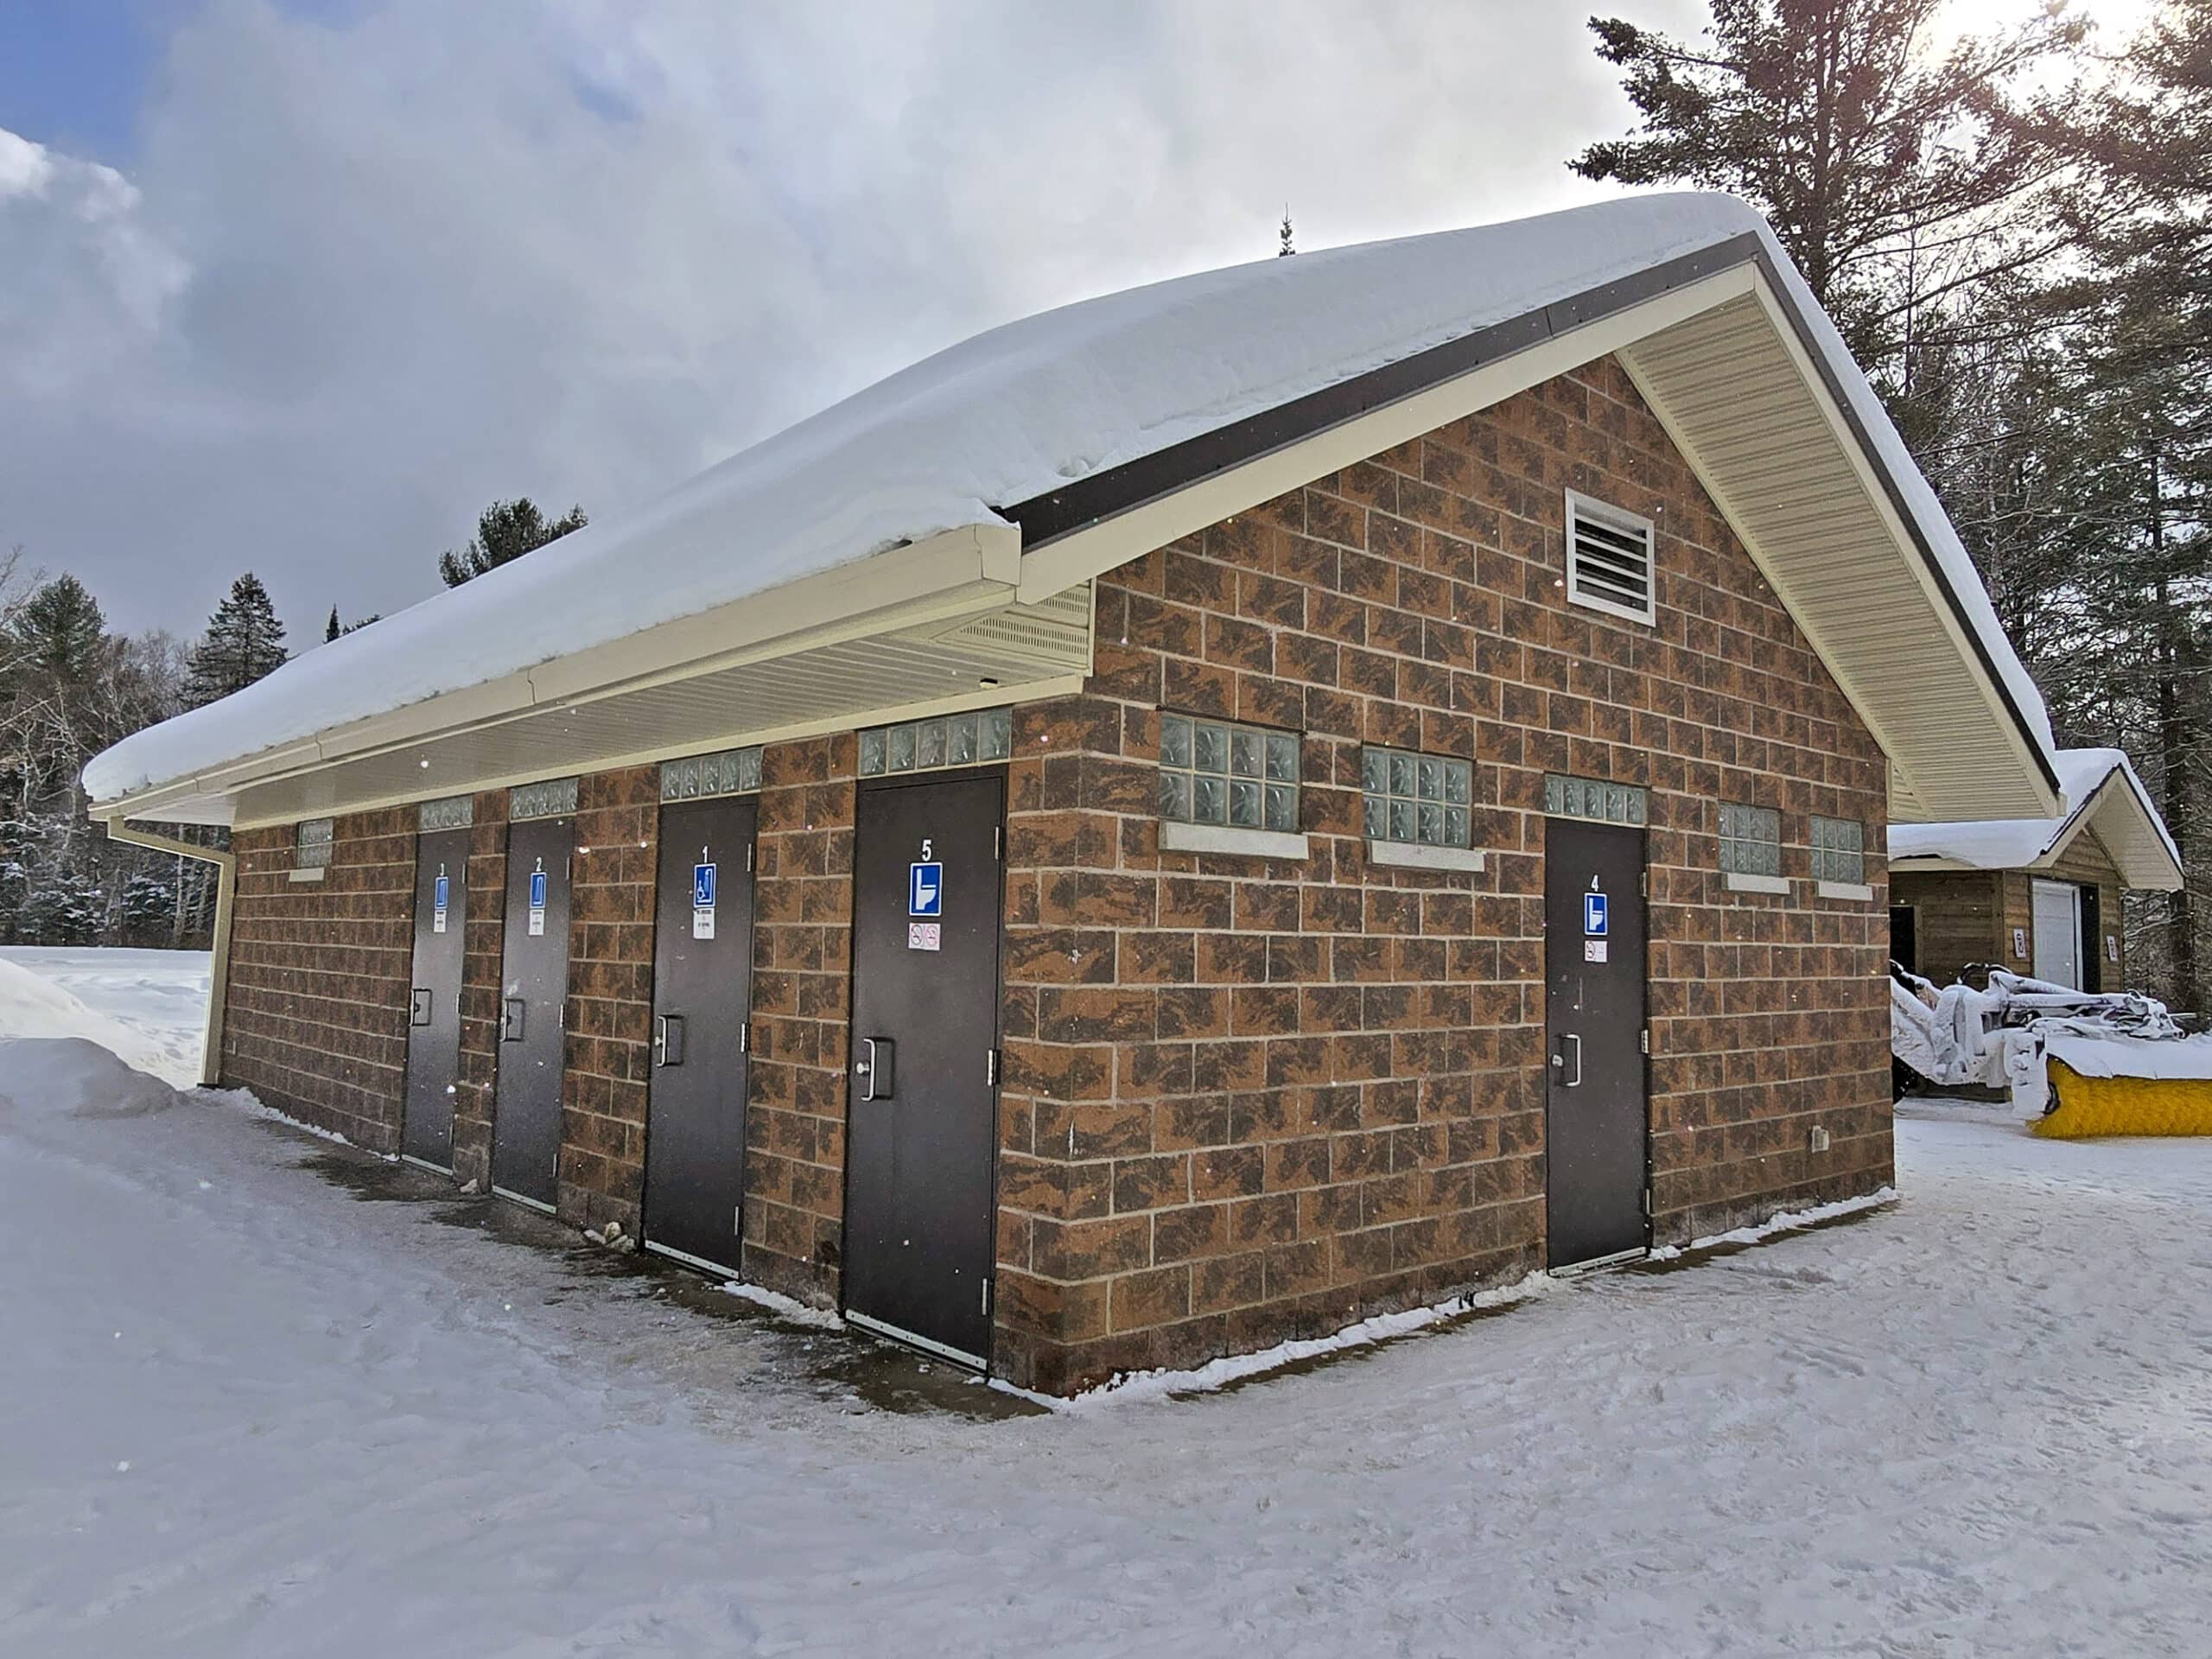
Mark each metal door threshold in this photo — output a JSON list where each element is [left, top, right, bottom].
[[845, 1310, 987, 1372], [492, 1185, 556, 1217], [644, 1240, 741, 1280], [399, 1154, 454, 1178], [1550, 1245, 1649, 1278]]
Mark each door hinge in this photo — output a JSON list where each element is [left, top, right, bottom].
[[982, 1279, 993, 1316], [995, 824, 1003, 860], [1639, 869, 1648, 898], [566, 855, 573, 881], [985, 1047, 1000, 1086], [1642, 1187, 1653, 1217], [746, 842, 756, 874], [738, 1020, 751, 1055], [734, 1205, 743, 1236], [1640, 1027, 1649, 1055]]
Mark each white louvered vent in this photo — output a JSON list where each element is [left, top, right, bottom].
[[1565, 491, 1656, 626]]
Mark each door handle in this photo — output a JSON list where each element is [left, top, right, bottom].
[[410, 988, 433, 1027], [655, 1014, 685, 1067], [855, 1037, 894, 1102], [1552, 1033, 1582, 1088], [501, 998, 524, 1043]]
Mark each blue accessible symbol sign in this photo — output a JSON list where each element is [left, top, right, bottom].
[[1584, 891, 1608, 937], [909, 861, 944, 918], [692, 861, 717, 940]]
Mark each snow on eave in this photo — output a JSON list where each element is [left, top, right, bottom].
[[1890, 749, 2181, 890], [84, 189, 2055, 810]]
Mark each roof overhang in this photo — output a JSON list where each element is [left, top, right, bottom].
[[99, 523, 1091, 830], [1892, 765, 2183, 891], [95, 226, 2055, 833], [1010, 238, 2057, 825]]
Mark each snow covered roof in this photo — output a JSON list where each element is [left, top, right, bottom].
[[1891, 748, 2182, 890], [86, 191, 2058, 826]]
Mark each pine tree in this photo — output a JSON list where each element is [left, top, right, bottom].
[[326, 605, 340, 643], [11, 575, 105, 683], [1572, 0, 2088, 418], [1279, 209, 1294, 257], [439, 499, 588, 587], [184, 575, 288, 709], [2039, 0, 2212, 1009]]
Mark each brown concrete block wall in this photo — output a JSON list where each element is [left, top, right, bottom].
[[992, 352, 1892, 1391], [741, 733, 856, 1304], [450, 790, 509, 1190], [209, 349, 1898, 1394], [555, 766, 660, 1230], [219, 809, 416, 1147]]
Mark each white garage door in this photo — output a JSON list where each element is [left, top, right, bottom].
[[2031, 880, 2082, 990]]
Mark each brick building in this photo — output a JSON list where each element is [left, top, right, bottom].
[[90, 195, 2069, 1393], [1889, 747, 2181, 994]]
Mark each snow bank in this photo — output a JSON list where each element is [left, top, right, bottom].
[[0, 955, 199, 1084], [1647, 1186, 1900, 1260], [719, 1281, 846, 1330], [0, 1036, 177, 1118], [1891, 747, 2173, 871], [86, 190, 2050, 805], [1006, 1274, 1562, 1412]]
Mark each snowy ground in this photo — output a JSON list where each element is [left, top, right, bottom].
[[4, 951, 2211, 1656]]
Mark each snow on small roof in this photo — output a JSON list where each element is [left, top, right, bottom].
[[1890, 748, 2181, 887], [86, 190, 2052, 806]]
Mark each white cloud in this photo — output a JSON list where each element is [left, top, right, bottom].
[[0, 0, 1702, 638]]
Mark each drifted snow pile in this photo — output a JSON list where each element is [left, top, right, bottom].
[[0, 1037, 177, 1119], [0, 956, 189, 1083], [1892, 966, 2212, 1135]]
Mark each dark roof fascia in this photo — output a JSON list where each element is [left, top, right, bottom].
[[1001, 229, 2059, 798]]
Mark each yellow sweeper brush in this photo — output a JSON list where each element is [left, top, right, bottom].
[[2033, 1061, 2212, 1139]]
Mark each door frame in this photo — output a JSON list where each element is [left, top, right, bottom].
[[837, 764, 1009, 1372], [1541, 818, 1652, 1273], [639, 793, 760, 1279], [2030, 875, 2085, 990], [489, 816, 574, 1214], [400, 824, 472, 1174]]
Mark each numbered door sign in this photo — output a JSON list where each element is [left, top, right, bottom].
[[692, 861, 716, 940], [528, 866, 548, 938], [433, 871, 449, 935], [909, 861, 943, 918]]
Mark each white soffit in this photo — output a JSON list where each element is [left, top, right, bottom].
[[1618, 287, 2056, 823], [124, 575, 1092, 829]]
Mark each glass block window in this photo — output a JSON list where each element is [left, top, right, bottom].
[[1158, 714, 1299, 833], [661, 746, 762, 802], [1363, 747, 1473, 848], [417, 795, 473, 833], [1544, 774, 1648, 826], [858, 708, 1013, 777], [1718, 804, 1781, 877], [295, 818, 334, 869], [509, 777, 578, 822], [1811, 816, 1866, 884]]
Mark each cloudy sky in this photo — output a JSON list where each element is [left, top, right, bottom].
[[0, 0, 2135, 642]]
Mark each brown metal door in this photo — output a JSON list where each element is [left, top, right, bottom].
[[643, 796, 758, 1275], [842, 771, 1005, 1368], [1543, 818, 1649, 1268], [491, 816, 573, 1208], [401, 827, 469, 1168]]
